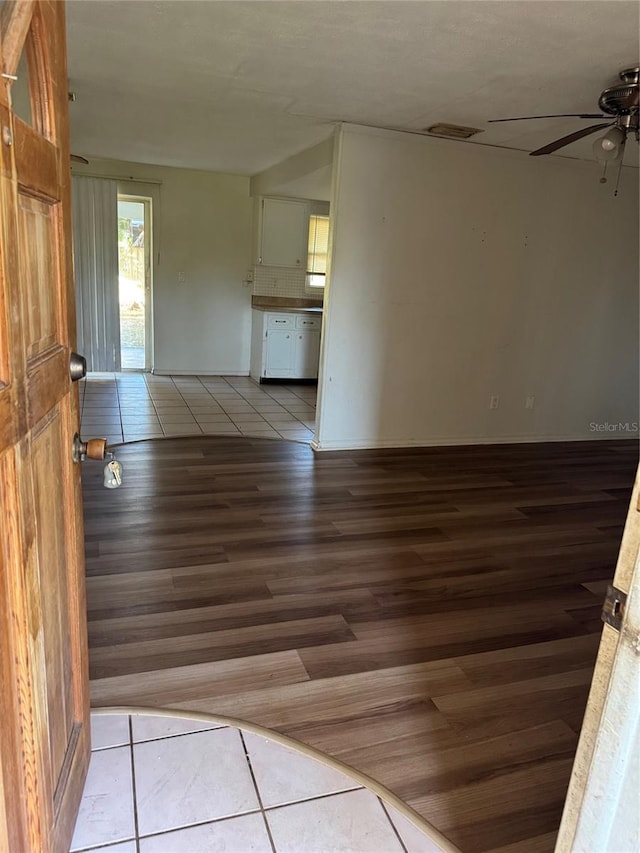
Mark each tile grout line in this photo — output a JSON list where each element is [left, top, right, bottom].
[[96, 726, 227, 750], [128, 716, 142, 853], [172, 376, 202, 431], [74, 839, 137, 853], [119, 375, 156, 442], [129, 810, 264, 846], [238, 730, 278, 853], [144, 373, 168, 437], [378, 797, 410, 853], [113, 375, 124, 443], [237, 732, 370, 827], [79, 378, 86, 424], [83, 376, 121, 444], [261, 787, 367, 815]]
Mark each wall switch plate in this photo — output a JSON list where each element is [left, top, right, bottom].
[[246, 270, 254, 283], [525, 396, 535, 410], [177, 271, 186, 283], [489, 395, 499, 410]]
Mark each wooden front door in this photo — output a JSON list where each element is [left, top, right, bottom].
[[0, 2, 90, 851], [556, 466, 640, 851]]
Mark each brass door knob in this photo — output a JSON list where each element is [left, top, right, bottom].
[[72, 434, 107, 463]]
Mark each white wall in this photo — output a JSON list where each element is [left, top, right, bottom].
[[316, 125, 639, 450], [72, 158, 253, 374]]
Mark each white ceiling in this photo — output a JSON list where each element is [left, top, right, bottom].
[[66, 1, 640, 176]]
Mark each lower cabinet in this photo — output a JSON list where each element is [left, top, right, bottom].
[[251, 310, 321, 381], [293, 329, 321, 378]]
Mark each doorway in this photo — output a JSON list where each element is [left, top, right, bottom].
[[117, 195, 152, 370]]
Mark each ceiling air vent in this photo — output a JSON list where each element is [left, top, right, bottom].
[[424, 123, 483, 139]]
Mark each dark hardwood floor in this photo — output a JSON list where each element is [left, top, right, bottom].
[[83, 436, 637, 852]]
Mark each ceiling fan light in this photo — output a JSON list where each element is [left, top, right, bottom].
[[592, 127, 625, 161], [592, 140, 621, 161], [592, 126, 626, 160]]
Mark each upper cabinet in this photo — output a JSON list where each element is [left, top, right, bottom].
[[257, 198, 309, 268]]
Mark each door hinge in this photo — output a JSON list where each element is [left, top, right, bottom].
[[601, 584, 627, 631]]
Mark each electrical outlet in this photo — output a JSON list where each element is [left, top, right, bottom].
[[177, 271, 186, 283], [489, 395, 499, 410], [525, 396, 535, 410], [246, 269, 254, 283]]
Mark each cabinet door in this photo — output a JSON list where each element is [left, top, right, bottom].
[[266, 330, 294, 377], [260, 198, 308, 268], [293, 330, 321, 379]]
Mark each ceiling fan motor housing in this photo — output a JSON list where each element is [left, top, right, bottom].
[[598, 67, 639, 117]]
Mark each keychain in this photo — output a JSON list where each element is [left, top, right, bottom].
[[103, 453, 123, 489]]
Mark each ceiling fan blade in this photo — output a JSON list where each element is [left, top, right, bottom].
[[529, 122, 613, 156], [489, 114, 607, 123], [70, 153, 89, 164]]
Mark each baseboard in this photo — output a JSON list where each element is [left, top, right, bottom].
[[311, 432, 637, 452]]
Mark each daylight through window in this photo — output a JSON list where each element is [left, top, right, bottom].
[[307, 214, 329, 288]]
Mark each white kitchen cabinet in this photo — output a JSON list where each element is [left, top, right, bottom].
[[266, 329, 295, 377], [257, 198, 309, 268], [293, 329, 321, 378], [250, 309, 322, 382]]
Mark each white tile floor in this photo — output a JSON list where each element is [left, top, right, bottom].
[[72, 712, 446, 853], [79, 374, 317, 446]]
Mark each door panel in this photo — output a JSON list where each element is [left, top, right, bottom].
[[0, 2, 90, 851], [30, 412, 75, 787], [15, 116, 59, 197], [20, 194, 58, 358]]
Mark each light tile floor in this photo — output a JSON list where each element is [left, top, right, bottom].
[[72, 713, 446, 853], [79, 374, 317, 446]]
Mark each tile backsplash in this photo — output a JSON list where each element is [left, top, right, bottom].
[[253, 265, 322, 302]]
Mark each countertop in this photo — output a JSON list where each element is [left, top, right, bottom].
[[251, 296, 323, 315], [252, 305, 323, 315]]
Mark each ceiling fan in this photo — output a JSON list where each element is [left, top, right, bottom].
[[489, 66, 639, 161]]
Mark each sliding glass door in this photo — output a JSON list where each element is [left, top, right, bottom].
[[117, 195, 153, 370]]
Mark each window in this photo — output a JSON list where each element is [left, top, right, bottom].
[[307, 214, 330, 288]]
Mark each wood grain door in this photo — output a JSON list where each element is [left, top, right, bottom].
[[0, 2, 90, 851]]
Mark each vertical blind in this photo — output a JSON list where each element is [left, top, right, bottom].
[[71, 176, 120, 371]]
